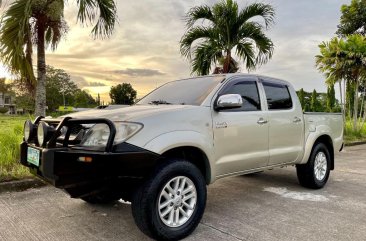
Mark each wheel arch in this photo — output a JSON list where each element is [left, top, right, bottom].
[[160, 146, 211, 184], [314, 135, 334, 170]]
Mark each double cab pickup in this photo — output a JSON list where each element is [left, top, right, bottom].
[[20, 74, 343, 240]]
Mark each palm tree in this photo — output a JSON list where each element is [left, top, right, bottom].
[[316, 38, 347, 121], [316, 35, 366, 131], [0, 0, 117, 116], [180, 0, 275, 76]]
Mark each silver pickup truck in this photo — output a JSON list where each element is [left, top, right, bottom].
[[20, 74, 343, 240]]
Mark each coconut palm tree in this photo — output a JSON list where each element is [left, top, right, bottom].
[[0, 0, 117, 116], [180, 0, 275, 76]]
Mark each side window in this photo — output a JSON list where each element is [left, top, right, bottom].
[[220, 81, 261, 112], [263, 81, 293, 110]]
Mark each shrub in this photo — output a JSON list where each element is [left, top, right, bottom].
[[0, 107, 8, 114]]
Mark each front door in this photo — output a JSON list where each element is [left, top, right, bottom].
[[213, 77, 269, 177]]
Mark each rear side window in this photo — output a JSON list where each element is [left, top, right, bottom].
[[220, 81, 261, 112], [263, 82, 293, 110]]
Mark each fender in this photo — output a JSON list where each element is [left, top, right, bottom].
[[143, 130, 215, 182], [299, 124, 333, 165]]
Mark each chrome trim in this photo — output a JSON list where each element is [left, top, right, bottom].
[[216, 94, 243, 110]]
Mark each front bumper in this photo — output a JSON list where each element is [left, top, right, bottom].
[[20, 141, 160, 196]]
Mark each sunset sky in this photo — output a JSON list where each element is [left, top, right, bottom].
[[0, 0, 349, 102]]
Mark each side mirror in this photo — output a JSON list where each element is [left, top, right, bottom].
[[215, 94, 243, 111]]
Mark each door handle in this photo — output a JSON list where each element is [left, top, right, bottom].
[[293, 117, 302, 123], [257, 118, 268, 125]]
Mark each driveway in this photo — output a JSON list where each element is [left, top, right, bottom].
[[0, 145, 365, 241]]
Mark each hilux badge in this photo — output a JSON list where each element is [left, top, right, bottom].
[[215, 122, 228, 129]]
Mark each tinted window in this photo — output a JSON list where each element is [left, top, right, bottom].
[[263, 82, 292, 110], [220, 81, 261, 111], [137, 76, 224, 106]]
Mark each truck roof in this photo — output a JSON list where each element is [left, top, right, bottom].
[[178, 73, 293, 87]]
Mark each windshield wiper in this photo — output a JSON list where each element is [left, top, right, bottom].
[[148, 100, 172, 105]]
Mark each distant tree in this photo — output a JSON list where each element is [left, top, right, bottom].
[[346, 81, 355, 117], [297, 88, 305, 110], [180, 0, 275, 75], [46, 66, 78, 111], [311, 89, 320, 112], [326, 84, 336, 112], [297, 88, 311, 111], [109, 83, 137, 105], [15, 94, 35, 113], [96, 93, 101, 106], [73, 90, 97, 108], [0, 78, 10, 93], [337, 0, 366, 36]]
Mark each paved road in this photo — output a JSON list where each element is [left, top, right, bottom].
[[1, 145, 365, 241]]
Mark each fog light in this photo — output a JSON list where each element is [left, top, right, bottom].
[[24, 120, 35, 142], [37, 122, 55, 147]]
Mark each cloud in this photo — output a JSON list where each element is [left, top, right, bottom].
[[71, 76, 108, 88], [111, 68, 165, 77], [0, 0, 352, 102]]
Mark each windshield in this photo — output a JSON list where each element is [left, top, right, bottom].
[[137, 76, 225, 106]]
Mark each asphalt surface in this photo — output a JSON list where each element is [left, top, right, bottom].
[[0, 145, 365, 241]]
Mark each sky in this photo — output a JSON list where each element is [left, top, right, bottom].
[[0, 0, 350, 102]]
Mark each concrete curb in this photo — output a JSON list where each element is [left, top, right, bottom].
[[345, 141, 366, 147], [0, 178, 47, 194]]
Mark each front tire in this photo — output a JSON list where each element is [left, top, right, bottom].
[[296, 143, 331, 189], [132, 159, 206, 240]]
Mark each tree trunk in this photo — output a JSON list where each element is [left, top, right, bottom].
[[353, 78, 359, 131], [35, 23, 46, 116], [359, 91, 365, 127], [339, 81, 346, 125], [223, 50, 231, 73], [360, 100, 366, 131], [25, 23, 35, 96]]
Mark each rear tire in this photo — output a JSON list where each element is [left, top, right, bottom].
[[296, 143, 331, 189], [132, 159, 206, 240]]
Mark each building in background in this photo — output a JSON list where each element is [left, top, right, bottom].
[[0, 91, 16, 114]]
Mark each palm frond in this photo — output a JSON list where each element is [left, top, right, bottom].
[[76, 0, 117, 38], [180, 26, 217, 59], [0, 0, 35, 82], [237, 3, 275, 29], [185, 5, 214, 28], [192, 41, 222, 75], [45, 20, 69, 51], [236, 41, 255, 70], [237, 22, 273, 67]]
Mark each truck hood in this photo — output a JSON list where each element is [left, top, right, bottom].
[[62, 105, 201, 122]]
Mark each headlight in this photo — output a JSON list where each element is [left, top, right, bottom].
[[80, 122, 143, 147], [37, 122, 55, 147], [24, 120, 35, 142]]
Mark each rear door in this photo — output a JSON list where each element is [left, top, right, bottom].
[[213, 76, 269, 177], [261, 79, 304, 165]]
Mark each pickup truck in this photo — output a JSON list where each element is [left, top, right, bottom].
[[20, 74, 343, 241]]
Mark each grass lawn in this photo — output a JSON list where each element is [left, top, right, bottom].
[[0, 114, 365, 182], [0, 115, 32, 182], [344, 120, 366, 143]]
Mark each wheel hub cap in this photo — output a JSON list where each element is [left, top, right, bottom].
[[158, 176, 197, 228], [314, 151, 327, 181]]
